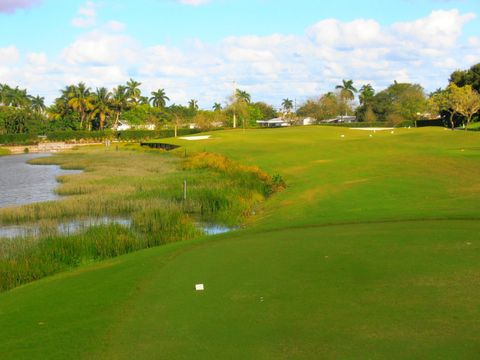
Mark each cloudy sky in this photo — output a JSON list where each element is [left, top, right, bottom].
[[0, 0, 479, 108]]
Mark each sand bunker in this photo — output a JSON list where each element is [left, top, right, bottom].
[[179, 135, 212, 141]]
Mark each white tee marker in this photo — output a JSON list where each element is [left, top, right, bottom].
[[195, 284, 205, 291]]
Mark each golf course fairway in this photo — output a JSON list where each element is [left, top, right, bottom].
[[1, 126, 479, 359]]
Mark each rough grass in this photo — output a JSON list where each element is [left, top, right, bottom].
[[0, 144, 276, 291], [1, 127, 480, 359]]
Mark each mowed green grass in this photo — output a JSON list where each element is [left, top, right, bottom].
[[1, 126, 480, 359], [0, 147, 10, 156]]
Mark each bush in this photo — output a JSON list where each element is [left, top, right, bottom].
[[0, 133, 39, 145]]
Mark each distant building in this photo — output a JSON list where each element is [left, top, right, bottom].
[[115, 121, 156, 131], [115, 121, 131, 131], [301, 117, 316, 125], [319, 116, 357, 124], [256, 118, 290, 128]]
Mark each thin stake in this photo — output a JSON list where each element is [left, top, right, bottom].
[[183, 179, 187, 201]]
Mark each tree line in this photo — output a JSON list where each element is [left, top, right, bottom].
[[1, 63, 479, 135], [297, 63, 480, 128]]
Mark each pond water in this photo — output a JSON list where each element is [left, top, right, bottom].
[[0, 218, 237, 239], [0, 154, 237, 239], [0, 217, 131, 239], [0, 153, 81, 208], [200, 223, 237, 235]]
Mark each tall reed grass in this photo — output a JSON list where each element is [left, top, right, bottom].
[[0, 144, 282, 291]]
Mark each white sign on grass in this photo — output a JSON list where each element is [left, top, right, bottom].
[[195, 284, 204, 291]]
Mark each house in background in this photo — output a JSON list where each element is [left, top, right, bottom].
[[319, 116, 357, 124], [115, 121, 131, 131], [301, 117, 316, 125], [115, 121, 156, 131], [256, 118, 290, 128]]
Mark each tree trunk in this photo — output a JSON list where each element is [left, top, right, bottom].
[[449, 112, 455, 130]]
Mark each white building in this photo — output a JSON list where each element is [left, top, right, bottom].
[[256, 118, 290, 128]]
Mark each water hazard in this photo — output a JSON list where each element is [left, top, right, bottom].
[[0, 154, 237, 239], [0, 153, 81, 208]]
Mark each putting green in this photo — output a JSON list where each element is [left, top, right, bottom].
[[1, 126, 480, 359]]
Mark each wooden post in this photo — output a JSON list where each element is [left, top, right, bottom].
[[183, 179, 187, 201]]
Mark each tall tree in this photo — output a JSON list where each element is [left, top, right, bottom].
[[188, 99, 199, 111], [111, 85, 129, 128], [359, 84, 375, 105], [235, 89, 251, 104], [336, 80, 358, 102], [29, 95, 46, 114], [126, 78, 142, 105], [150, 89, 170, 108], [282, 98, 294, 113], [429, 86, 459, 130], [213, 102, 222, 111], [68, 82, 93, 129], [450, 63, 480, 92], [91, 87, 112, 130], [452, 85, 480, 128]]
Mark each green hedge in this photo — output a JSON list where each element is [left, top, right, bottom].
[[318, 121, 415, 128], [0, 128, 200, 145], [0, 133, 39, 145]]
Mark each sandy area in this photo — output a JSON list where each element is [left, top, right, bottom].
[[179, 135, 212, 141]]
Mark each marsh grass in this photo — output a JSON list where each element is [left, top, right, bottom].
[[0, 144, 278, 291]]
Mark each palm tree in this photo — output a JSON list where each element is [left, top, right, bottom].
[[212, 102, 222, 111], [2, 86, 30, 108], [68, 82, 93, 129], [91, 87, 112, 130], [150, 89, 170, 108], [235, 89, 251, 104], [139, 96, 150, 105], [188, 99, 198, 110], [111, 85, 129, 128], [29, 95, 46, 114], [126, 78, 142, 105], [282, 98, 294, 113], [359, 84, 375, 105], [336, 80, 358, 102]]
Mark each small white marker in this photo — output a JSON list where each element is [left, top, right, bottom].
[[195, 284, 204, 291], [391, 131, 394, 134], [369, 134, 373, 137], [341, 135, 345, 138]]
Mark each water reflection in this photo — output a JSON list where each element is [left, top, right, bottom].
[[0, 217, 132, 239], [199, 223, 237, 235]]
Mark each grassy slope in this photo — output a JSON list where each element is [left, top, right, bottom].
[[1, 127, 480, 359], [0, 147, 10, 156]]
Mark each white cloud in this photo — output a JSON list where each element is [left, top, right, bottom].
[[2, 9, 478, 108], [0, 46, 20, 65], [392, 9, 476, 48], [61, 30, 139, 66], [71, 1, 97, 28]]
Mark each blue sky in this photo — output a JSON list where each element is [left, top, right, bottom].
[[1, 0, 479, 108]]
